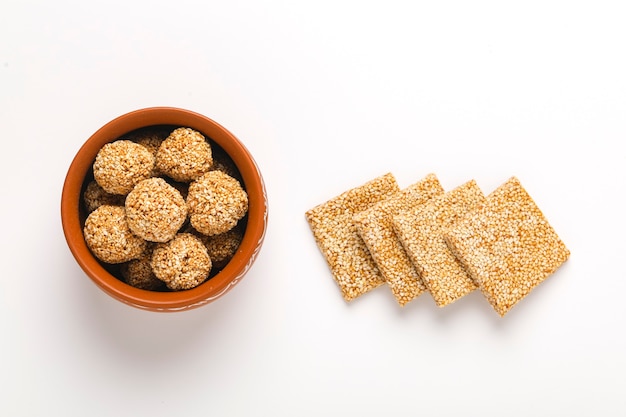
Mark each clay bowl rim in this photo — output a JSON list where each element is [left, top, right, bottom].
[[61, 107, 268, 312]]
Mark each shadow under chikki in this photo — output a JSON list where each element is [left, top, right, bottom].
[[428, 289, 504, 326]]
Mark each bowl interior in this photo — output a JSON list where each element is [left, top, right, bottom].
[[61, 107, 267, 311]]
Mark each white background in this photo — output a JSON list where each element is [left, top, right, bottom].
[[1, 1, 625, 416]]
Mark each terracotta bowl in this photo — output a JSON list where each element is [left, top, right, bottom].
[[61, 107, 268, 312]]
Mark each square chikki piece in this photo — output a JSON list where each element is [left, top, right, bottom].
[[393, 180, 485, 307], [354, 174, 444, 306], [305, 173, 400, 302], [443, 177, 570, 317]]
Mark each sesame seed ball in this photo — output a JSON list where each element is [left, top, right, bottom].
[[197, 226, 244, 270], [125, 177, 188, 243], [155, 127, 213, 182], [83, 205, 147, 264], [129, 127, 170, 177], [151, 233, 212, 290], [126, 126, 170, 154], [93, 140, 156, 195], [187, 171, 249, 236], [120, 251, 165, 291], [83, 180, 125, 213], [136, 135, 164, 156]]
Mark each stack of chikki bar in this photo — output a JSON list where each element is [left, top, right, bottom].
[[305, 173, 570, 317]]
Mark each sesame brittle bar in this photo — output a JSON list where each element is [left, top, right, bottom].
[[305, 173, 400, 302], [443, 177, 570, 316], [393, 180, 485, 307], [354, 174, 444, 306]]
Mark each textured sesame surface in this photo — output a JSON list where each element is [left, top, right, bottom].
[[305, 173, 400, 302], [128, 127, 169, 156], [130, 127, 170, 177], [198, 227, 244, 270], [354, 174, 444, 306], [125, 177, 188, 242], [120, 250, 165, 291], [393, 180, 484, 307], [83, 180, 125, 213], [151, 233, 212, 290], [93, 140, 155, 195], [155, 127, 213, 182], [83, 205, 147, 264], [135, 135, 165, 157], [187, 171, 248, 236], [443, 177, 570, 316]]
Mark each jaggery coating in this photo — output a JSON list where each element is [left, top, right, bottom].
[[83, 205, 147, 264], [125, 177, 188, 243], [151, 233, 212, 290], [187, 171, 248, 236], [354, 174, 444, 306], [83, 180, 125, 213], [443, 177, 570, 317], [155, 127, 213, 182], [93, 140, 155, 195], [305, 173, 400, 302], [120, 251, 165, 291]]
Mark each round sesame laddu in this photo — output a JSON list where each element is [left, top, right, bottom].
[[93, 140, 156, 195], [155, 127, 213, 182], [83, 180, 125, 213], [201, 226, 244, 270], [84, 205, 147, 264], [151, 233, 212, 290], [187, 171, 248, 236], [125, 126, 170, 155], [127, 126, 171, 177], [125, 177, 188, 243], [120, 250, 165, 291]]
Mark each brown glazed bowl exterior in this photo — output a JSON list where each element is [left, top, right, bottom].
[[61, 107, 268, 312]]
